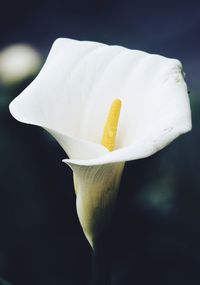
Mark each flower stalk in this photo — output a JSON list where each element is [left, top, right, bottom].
[[92, 237, 111, 285]]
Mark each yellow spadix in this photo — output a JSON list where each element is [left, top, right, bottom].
[[101, 98, 122, 151]]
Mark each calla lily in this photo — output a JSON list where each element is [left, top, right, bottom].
[[9, 38, 192, 247]]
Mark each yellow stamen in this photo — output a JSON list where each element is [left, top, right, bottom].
[[101, 98, 122, 151]]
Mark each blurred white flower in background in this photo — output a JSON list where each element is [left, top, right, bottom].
[[0, 44, 42, 85]]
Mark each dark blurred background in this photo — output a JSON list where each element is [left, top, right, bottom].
[[0, 1, 200, 285]]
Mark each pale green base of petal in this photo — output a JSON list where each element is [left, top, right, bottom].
[[67, 162, 125, 248]]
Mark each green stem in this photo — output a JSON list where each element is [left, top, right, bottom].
[[91, 238, 111, 285]]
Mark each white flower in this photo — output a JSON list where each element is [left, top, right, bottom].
[[9, 38, 192, 247], [0, 44, 42, 85]]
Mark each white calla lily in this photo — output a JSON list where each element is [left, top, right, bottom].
[[9, 38, 192, 247]]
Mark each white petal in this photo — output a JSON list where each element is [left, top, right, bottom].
[[9, 38, 191, 162], [67, 161, 125, 247], [48, 128, 108, 159]]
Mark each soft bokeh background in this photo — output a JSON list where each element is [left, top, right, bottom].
[[1, 1, 200, 284]]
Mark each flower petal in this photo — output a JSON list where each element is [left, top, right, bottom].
[[48, 128, 108, 160], [9, 38, 192, 162]]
